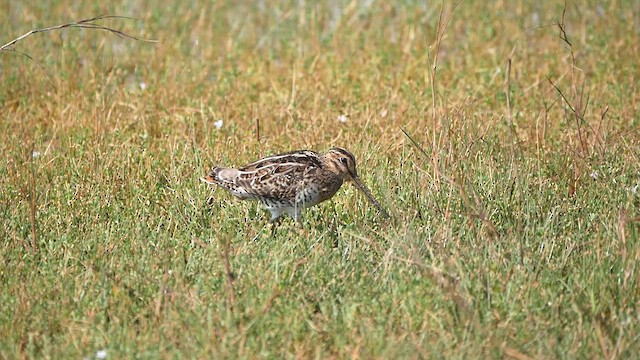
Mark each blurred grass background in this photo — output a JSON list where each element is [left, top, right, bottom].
[[1, 0, 639, 358]]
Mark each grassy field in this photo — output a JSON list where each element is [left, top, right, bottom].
[[1, 0, 639, 358]]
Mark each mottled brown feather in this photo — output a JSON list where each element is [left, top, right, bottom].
[[201, 147, 388, 221]]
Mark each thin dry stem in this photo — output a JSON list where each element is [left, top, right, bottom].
[[505, 58, 513, 128], [427, 0, 461, 190], [1, 15, 156, 87], [552, 2, 595, 159], [222, 238, 236, 312], [28, 146, 38, 253], [0, 15, 155, 53], [255, 117, 261, 142]]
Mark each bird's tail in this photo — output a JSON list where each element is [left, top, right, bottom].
[[200, 167, 239, 184], [200, 167, 221, 184]]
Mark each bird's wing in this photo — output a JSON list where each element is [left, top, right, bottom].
[[233, 152, 323, 201]]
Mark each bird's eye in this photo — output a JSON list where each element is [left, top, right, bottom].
[[339, 157, 348, 164]]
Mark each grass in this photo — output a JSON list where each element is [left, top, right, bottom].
[[1, 0, 639, 358]]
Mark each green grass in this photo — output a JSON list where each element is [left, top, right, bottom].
[[2, 1, 639, 358]]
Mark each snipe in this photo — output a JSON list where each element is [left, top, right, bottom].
[[201, 147, 389, 222]]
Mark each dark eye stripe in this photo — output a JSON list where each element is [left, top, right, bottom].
[[331, 147, 355, 162]]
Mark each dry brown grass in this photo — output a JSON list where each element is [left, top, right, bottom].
[[1, 1, 639, 358]]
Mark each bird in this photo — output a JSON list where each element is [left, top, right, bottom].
[[200, 147, 389, 222]]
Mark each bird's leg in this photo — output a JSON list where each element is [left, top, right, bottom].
[[268, 217, 281, 238], [283, 206, 304, 227], [293, 208, 303, 226], [264, 208, 285, 238]]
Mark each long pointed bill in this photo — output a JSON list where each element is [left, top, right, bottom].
[[350, 176, 390, 219]]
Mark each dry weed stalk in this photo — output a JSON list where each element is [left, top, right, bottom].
[[0, 15, 154, 53], [424, 1, 461, 199], [549, 3, 593, 159], [1, 15, 156, 86], [222, 238, 236, 312], [427, 1, 461, 125]]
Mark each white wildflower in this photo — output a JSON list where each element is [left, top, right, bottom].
[[213, 119, 224, 129], [590, 171, 598, 180], [96, 349, 107, 359], [632, 185, 638, 194], [337, 114, 348, 123], [531, 11, 540, 27], [32, 151, 41, 158], [139, 82, 148, 90]]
